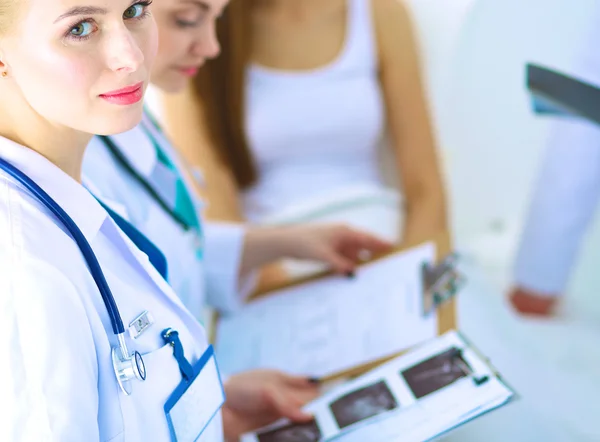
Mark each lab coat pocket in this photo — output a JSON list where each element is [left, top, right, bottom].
[[118, 343, 182, 441]]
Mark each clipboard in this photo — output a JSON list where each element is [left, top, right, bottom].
[[240, 329, 518, 442], [526, 62, 600, 126], [212, 232, 462, 383]]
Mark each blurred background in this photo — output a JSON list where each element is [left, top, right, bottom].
[[409, 0, 600, 299], [405, 0, 600, 440], [146, 0, 600, 439]]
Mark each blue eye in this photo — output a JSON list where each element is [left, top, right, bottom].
[[124, 4, 144, 19], [65, 1, 152, 42], [70, 21, 94, 37]]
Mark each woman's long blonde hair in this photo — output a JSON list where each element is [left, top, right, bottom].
[[0, 0, 19, 35]]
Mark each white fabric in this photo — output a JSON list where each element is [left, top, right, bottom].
[[242, 0, 390, 223], [0, 136, 223, 441], [513, 17, 600, 296], [83, 113, 253, 319], [259, 184, 403, 278]]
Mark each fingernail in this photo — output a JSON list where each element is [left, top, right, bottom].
[[308, 377, 321, 384], [473, 375, 490, 386], [345, 271, 356, 279]]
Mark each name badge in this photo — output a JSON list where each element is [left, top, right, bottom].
[[164, 345, 225, 442], [128, 310, 154, 339]]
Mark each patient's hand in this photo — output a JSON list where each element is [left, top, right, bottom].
[[508, 286, 559, 317], [241, 225, 392, 276], [222, 370, 319, 441], [282, 224, 393, 274]]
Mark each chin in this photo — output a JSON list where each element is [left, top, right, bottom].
[[92, 103, 145, 136]]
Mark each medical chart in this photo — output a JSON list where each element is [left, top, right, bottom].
[[214, 242, 438, 378], [241, 331, 516, 442]]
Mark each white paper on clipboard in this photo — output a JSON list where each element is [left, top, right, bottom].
[[214, 242, 438, 378]]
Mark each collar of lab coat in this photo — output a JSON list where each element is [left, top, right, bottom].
[[107, 113, 157, 177], [0, 135, 107, 241], [102, 113, 206, 215]]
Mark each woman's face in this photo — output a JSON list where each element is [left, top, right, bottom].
[[149, 0, 229, 93], [0, 0, 158, 135]]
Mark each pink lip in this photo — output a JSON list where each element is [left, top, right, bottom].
[[177, 67, 199, 77], [99, 81, 144, 106]]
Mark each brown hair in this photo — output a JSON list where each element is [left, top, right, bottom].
[[192, 0, 257, 189]]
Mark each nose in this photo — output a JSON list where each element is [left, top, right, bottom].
[[191, 25, 221, 60], [105, 28, 145, 73]]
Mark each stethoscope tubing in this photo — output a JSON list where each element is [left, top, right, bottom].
[[0, 157, 125, 335]]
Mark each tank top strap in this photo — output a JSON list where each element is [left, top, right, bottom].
[[343, 0, 378, 70]]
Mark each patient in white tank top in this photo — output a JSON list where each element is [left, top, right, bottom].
[[162, 0, 447, 281], [243, 0, 386, 222]]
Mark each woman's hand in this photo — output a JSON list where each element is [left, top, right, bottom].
[[280, 224, 393, 274], [240, 224, 393, 276], [221, 370, 320, 441], [508, 286, 559, 317]]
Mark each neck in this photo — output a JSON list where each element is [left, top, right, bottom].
[[0, 103, 91, 182]]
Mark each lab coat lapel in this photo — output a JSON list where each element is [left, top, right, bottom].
[[100, 203, 194, 321], [140, 114, 206, 217]]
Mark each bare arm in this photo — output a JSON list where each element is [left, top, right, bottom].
[[373, 0, 448, 245]]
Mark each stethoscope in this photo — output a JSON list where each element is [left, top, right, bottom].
[[0, 157, 146, 396], [98, 121, 194, 232]]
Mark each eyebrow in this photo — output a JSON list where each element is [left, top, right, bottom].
[[53, 0, 141, 24], [181, 0, 210, 12], [53, 6, 107, 23]]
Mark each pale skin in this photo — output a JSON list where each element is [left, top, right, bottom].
[[150, 0, 392, 280], [142, 0, 393, 439], [161, 0, 448, 284], [0, 0, 385, 440], [0, 0, 156, 180]]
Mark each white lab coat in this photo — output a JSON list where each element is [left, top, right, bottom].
[[0, 136, 223, 441], [513, 22, 600, 296], [83, 113, 253, 322]]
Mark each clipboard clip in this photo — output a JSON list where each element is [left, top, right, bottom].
[[421, 253, 465, 316]]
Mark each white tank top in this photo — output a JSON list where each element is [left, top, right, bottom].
[[243, 0, 387, 223]]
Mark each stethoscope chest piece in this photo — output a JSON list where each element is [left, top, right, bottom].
[[112, 346, 146, 396]]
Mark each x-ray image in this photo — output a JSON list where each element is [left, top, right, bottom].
[[401, 347, 471, 399], [329, 380, 398, 429], [256, 419, 322, 442]]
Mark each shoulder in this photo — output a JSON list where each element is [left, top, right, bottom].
[[0, 245, 93, 323], [0, 245, 98, 369], [370, 0, 413, 31], [369, 0, 420, 65], [0, 183, 98, 326], [0, 232, 98, 344]]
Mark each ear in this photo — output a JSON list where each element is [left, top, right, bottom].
[[0, 54, 8, 77]]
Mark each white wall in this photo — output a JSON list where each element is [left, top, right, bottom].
[[408, 0, 599, 276]]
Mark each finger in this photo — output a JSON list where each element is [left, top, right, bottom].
[[285, 377, 321, 403], [293, 388, 320, 405], [266, 387, 315, 423], [321, 249, 356, 274], [338, 243, 367, 262], [285, 375, 321, 388], [352, 232, 394, 253]]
